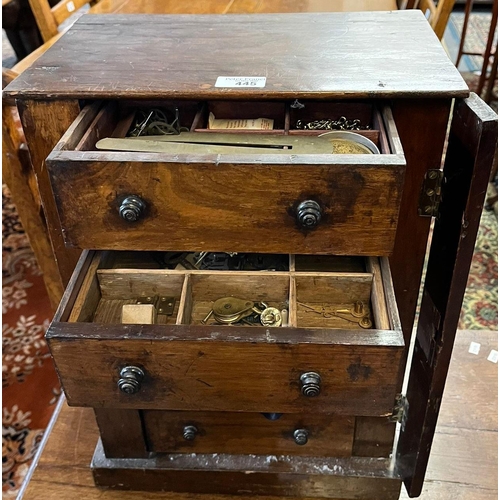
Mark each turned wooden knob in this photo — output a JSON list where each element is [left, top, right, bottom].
[[293, 429, 309, 445], [119, 195, 146, 222], [300, 372, 321, 397], [296, 200, 322, 229], [117, 366, 144, 394], [183, 425, 198, 441]]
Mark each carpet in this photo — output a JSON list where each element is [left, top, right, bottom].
[[2, 185, 60, 498], [447, 12, 498, 72], [458, 206, 498, 329]]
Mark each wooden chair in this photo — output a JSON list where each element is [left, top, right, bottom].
[[3, 1, 103, 310], [400, 0, 457, 39], [28, 0, 98, 43], [2, 68, 64, 310], [456, 0, 497, 102]]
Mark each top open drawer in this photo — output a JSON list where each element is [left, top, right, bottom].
[[46, 99, 406, 256]]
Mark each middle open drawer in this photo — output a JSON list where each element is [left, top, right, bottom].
[[47, 251, 404, 416]]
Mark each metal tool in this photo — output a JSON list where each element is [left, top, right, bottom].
[[298, 301, 373, 329], [96, 132, 334, 155], [201, 297, 286, 327], [202, 297, 257, 325]]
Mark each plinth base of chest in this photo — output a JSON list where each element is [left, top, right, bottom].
[[91, 439, 402, 499]]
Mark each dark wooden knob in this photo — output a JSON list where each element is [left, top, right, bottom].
[[293, 429, 309, 445], [117, 366, 144, 394], [183, 425, 198, 441], [119, 195, 146, 222], [300, 372, 321, 397], [296, 200, 322, 229]]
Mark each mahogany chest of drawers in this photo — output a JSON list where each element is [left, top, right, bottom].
[[4, 10, 497, 500]]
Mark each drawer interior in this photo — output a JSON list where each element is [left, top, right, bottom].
[[67, 251, 395, 333], [50, 250, 403, 414], [57, 99, 401, 156]]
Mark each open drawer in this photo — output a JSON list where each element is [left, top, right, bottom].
[[47, 250, 404, 416], [45, 100, 406, 256]]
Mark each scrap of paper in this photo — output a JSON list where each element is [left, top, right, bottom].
[[487, 350, 498, 363], [468, 341, 481, 355]]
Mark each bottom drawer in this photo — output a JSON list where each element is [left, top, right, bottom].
[[143, 411, 355, 457], [47, 251, 404, 416]]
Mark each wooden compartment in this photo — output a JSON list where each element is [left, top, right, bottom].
[[46, 251, 404, 415], [288, 100, 386, 150], [93, 270, 185, 326], [73, 101, 203, 152], [46, 100, 406, 256], [294, 255, 366, 273], [194, 101, 287, 133], [295, 274, 374, 330], [178, 273, 291, 327]]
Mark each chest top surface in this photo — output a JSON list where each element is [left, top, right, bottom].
[[4, 10, 468, 99]]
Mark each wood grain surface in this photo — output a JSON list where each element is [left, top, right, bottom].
[[3, 12, 468, 99], [400, 330, 498, 500], [388, 99, 451, 350], [47, 329, 403, 415], [46, 155, 405, 255], [47, 250, 403, 415], [227, 0, 398, 13], [17, 100, 82, 288], [93, 408, 149, 458], [90, 0, 399, 15], [91, 446, 401, 498], [143, 411, 355, 456], [397, 94, 498, 496], [21, 330, 497, 499]]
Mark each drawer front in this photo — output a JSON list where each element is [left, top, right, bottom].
[[143, 411, 355, 457], [48, 328, 402, 415], [46, 101, 406, 256], [47, 159, 405, 256], [47, 250, 404, 416]]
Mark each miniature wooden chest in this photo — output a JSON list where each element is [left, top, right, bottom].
[[4, 10, 497, 499]]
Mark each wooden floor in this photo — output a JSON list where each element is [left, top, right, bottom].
[[20, 330, 497, 500]]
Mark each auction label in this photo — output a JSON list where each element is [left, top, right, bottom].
[[215, 76, 266, 88]]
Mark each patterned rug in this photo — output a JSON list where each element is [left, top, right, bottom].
[[2, 185, 60, 498], [458, 206, 498, 329], [447, 12, 498, 72]]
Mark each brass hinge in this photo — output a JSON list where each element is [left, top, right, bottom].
[[136, 295, 176, 315], [418, 169, 443, 217], [389, 393, 409, 429]]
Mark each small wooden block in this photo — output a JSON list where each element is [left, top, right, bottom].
[[121, 304, 155, 324]]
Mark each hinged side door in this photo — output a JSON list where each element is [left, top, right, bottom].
[[396, 93, 497, 497]]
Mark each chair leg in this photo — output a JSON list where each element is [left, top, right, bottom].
[[476, 1, 498, 96], [484, 42, 498, 104], [456, 0, 475, 67], [2, 108, 65, 310]]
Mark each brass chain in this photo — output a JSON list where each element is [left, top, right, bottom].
[[295, 116, 369, 131]]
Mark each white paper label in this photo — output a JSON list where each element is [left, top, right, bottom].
[[67, 0, 75, 12], [215, 76, 266, 88], [487, 350, 498, 363], [468, 341, 481, 355]]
